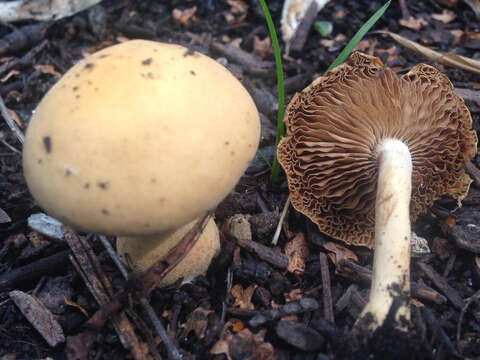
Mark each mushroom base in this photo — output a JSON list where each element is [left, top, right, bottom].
[[116, 217, 220, 286], [359, 139, 412, 330]]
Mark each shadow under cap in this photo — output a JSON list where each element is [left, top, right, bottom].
[[277, 51, 478, 247]]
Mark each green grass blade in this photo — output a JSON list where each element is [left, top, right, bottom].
[[257, 0, 285, 183], [326, 1, 391, 72]]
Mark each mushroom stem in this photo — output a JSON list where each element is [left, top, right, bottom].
[[360, 138, 412, 329], [117, 217, 220, 286]]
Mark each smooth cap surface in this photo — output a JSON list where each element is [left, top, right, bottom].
[[277, 52, 478, 247], [23, 40, 260, 235]]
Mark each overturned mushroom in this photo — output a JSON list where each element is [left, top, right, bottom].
[[23, 40, 260, 283], [277, 52, 477, 329]]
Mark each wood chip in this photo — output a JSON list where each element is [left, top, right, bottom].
[[0, 207, 10, 223], [320, 253, 334, 323], [276, 320, 324, 352], [9, 290, 65, 347], [285, 233, 309, 274], [235, 236, 288, 269]]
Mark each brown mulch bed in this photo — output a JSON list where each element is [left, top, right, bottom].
[[1, 0, 480, 359]]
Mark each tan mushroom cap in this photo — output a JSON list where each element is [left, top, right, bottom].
[[277, 52, 478, 247], [23, 40, 260, 236]]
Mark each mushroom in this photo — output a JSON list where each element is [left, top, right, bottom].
[[277, 52, 477, 329], [23, 40, 260, 283]]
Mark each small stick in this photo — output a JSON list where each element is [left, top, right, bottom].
[[410, 282, 447, 305], [456, 289, 480, 347], [335, 284, 357, 314], [339, 259, 446, 305], [98, 235, 183, 360], [399, 0, 411, 19], [249, 297, 319, 327], [140, 299, 182, 360], [256, 192, 270, 213], [0, 94, 24, 144], [222, 267, 233, 323], [64, 228, 144, 359], [417, 262, 464, 310], [236, 236, 288, 268], [0, 139, 21, 153], [272, 196, 290, 245], [98, 235, 128, 279], [0, 249, 70, 292], [442, 254, 456, 279], [288, 1, 318, 53], [422, 307, 459, 357], [319, 253, 334, 324]]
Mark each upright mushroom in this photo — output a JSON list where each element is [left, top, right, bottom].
[[277, 52, 477, 329], [23, 40, 260, 283]]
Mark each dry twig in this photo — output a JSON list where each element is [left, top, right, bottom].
[[0, 94, 24, 144]]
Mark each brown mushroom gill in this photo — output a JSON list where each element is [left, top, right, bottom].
[[278, 52, 477, 248]]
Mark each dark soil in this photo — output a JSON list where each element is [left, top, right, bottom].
[[1, 0, 480, 359]]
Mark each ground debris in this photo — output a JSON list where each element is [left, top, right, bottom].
[[276, 319, 324, 352], [0, 23, 50, 56], [9, 290, 65, 347], [62, 227, 145, 360], [417, 262, 464, 310], [249, 297, 319, 327], [211, 320, 274, 360], [0, 207, 10, 223], [449, 210, 480, 253]]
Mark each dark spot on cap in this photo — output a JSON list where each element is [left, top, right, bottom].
[[144, 223, 151, 228], [43, 136, 51, 153], [75, 95, 80, 99], [75, 74, 80, 78], [101, 208, 109, 215], [65, 169, 72, 176], [37, 158, 42, 164], [225, 141, 230, 145], [87, 80, 92, 85], [99, 54, 109, 58], [141, 72, 156, 79], [94, 87, 99, 91], [190, 70, 196, 75], [230, 151, 235, 156], [151, 178, 157, 183], [84, 63, 94, 70], [142, 58, 153, 65], [97, 181, 109, 189], [84, 183, 90, 189], [73, 86, 79, 91]]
